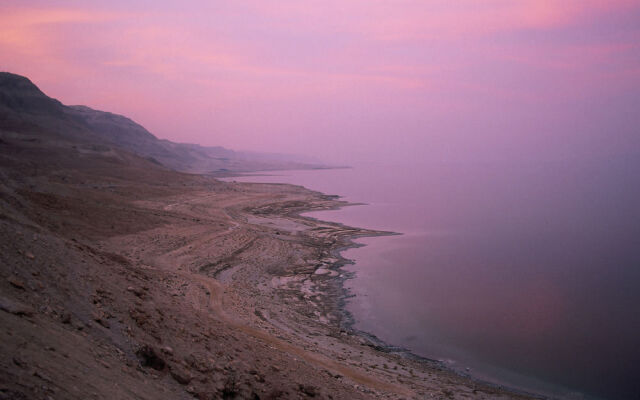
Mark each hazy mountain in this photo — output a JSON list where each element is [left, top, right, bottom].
[[0, 72, 325, 173]]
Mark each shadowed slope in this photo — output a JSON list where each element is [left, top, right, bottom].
[[0, 72, 324, 173]]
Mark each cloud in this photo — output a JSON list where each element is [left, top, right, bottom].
[[1, 1, 638, 161]]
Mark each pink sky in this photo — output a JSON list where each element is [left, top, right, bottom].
[[1, 1, 639, 164]]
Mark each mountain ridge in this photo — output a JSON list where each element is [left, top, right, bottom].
[[0, 72, 324, 173]]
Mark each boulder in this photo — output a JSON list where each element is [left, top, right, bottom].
[[135, 345, 165, 371]]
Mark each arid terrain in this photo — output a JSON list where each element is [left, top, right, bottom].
[[0, 73, 538, 399]]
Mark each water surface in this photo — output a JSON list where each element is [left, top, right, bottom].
[[224, 158, 640, 400]]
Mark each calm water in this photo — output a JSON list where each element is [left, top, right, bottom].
[[224, 158, 640, 400]]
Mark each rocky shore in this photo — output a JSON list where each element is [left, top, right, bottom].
[[0, 147, 538, 399], [0, 72, 538, 399]]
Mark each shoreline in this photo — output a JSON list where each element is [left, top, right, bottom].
[[260, 182, 547, 400], [209, 165, 353, 180], [219, 170, 603, 400], [218, 172, 549, 399], [1, 161, 540, 399]]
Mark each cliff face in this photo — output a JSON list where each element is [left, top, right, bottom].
[[0, 72, 322, 173]]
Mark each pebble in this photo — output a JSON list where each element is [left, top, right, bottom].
[[7, 276, 26, 290], [0, 296, 34, 316]]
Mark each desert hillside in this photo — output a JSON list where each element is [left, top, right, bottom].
[[0, 72, 323, 174], [0, 73, 534, 400]]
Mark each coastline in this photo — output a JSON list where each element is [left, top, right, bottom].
[[241, 180, 546, 400], [218, 172, 545, 397], [218, 170, 602, 400], [0, 162, 539, 399]]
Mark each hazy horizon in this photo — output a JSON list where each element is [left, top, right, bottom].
[[1, 1, 639, 165]]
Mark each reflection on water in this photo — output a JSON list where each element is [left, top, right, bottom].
[[225, 157, 640, 400]]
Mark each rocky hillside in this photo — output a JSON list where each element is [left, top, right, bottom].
[[0, 72, 535, 400], [0, 72, 323, 173]]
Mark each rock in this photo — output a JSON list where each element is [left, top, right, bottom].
[[72, 319, 85, 330], [92, 311, 110, 328], [7, 276, 25, 290], [0, 389, 29, 400], [25, 252, 35, 260], [40, 305, 53, 315], [129, 307, 150, 326], [127, 286, 145, 298], [299, 384, 318, 397], [32, 370, 53, 382], [161, 346, 174, 355], [12, 356, 27, 368], [184, 352, 215, 373], [169, 364, 193, 385], [136, 345, 165, 371], [60, 312, 71, 324], [0, 296, 34, 317]]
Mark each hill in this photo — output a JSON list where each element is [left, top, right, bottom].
[[0, 72, 323, 173], [0, 72, 532, 400]]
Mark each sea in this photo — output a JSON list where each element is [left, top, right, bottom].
[[222, 157, 640, 400]]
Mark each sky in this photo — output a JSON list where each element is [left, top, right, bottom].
[[1, 0, 639, 164]]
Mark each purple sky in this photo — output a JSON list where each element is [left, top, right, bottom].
[[1, 1, 639, 164]]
